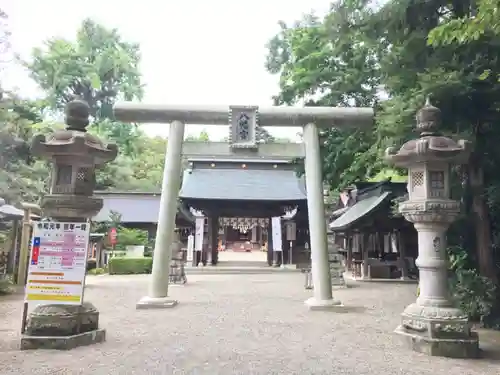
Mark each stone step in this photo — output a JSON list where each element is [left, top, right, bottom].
[[184, 266, 301, 275], [217, 261, 268, 268]]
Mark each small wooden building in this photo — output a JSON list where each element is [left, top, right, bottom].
[[329, 180, 418, 280], [92, 191, 196, 244]]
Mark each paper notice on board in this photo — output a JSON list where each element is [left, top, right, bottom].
[[26, 221, 90, 306], [271, 217, 282, 252], [195, 217, 204, 251]]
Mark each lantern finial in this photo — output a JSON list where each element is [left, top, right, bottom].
[[65, 99, 90, 132], [416, 96, 441, 135]]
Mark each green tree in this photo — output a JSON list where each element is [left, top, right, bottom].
[[0, 91, 52, 204], [23, 18, 146, 157], [185, 129, 210, 142], [92, 211, 149, 250], [23, 18, 143, 118], [199, 129, 210, 141], [256, 126, 275, 143], [428, 0, 500, 46], [23, 18, 166, 192], [265, 0, 500, 285], [373, 0, 500, 282], [265, 1, 382, 189]]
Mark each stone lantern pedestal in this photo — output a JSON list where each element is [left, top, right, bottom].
[[386, 98, 479, 358], [20, 99, 117, 351]]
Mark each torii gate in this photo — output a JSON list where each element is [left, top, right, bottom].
[[113, 103, 373, 310]]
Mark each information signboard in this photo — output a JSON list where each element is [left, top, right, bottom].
[[109, 227, 117, 246], [25, 221, 90, 306]]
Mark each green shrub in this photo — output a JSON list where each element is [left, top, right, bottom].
[[87, 267, 106, 275], [108, 257, 153, 275], [449, 269, 497, 322], [0, 275, 13, 295], [447, 246, 498, 325]]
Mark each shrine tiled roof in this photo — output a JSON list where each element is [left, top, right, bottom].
[[329, 192, 390, 231], [329, 180, 407, 231], [179, 163, 307, 202], [92, 192, 194, 223]]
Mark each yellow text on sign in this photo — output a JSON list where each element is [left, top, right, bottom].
[[26, 294, 81, 302]]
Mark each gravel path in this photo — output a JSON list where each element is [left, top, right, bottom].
[[0, 273, 498, 375]]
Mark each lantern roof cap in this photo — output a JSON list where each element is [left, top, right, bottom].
[[385, 98, 471, 167], [416, 97, 441, 135]]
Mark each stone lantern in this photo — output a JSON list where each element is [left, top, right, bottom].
[[385, 98, 478, 358], [21, 99, 118, 350], [32, 99, 118, 219]]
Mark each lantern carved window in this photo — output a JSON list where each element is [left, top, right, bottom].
[[429, 171, 445, 198], [53, 165, 73, 194], [56, 165, 72, 185], [411, 171, 424, 198], [75, 167, 95, 195]]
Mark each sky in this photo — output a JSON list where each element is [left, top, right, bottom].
[[1, 0, 332, 141]]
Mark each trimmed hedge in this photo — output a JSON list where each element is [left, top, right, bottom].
[[108, 257, 153, 275]]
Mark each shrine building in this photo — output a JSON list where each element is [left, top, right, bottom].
[[179, 156, 310, 266], [92, 155, 312, 267], [329, 180, 418, 280]]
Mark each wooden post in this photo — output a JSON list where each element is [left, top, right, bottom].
[[267, 220, 273, 266], [346, 234, 353, 273], [211, 215, 219, 265], [16, 203, 40, 285], [8, 219, 20, 277], [362, 233, 370, 280]]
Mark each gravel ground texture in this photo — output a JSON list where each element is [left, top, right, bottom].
[[0, 273, 498, 375]]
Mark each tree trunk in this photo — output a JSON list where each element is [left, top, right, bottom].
[[468, 164, 497, 282]]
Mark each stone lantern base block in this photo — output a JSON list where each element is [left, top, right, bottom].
[[395, 325, 479, 359], [395, 303, 480, 358], [41, 195, 104, 219], [136, 296, 179, 310], [305, 296, 345, 312], [21, 302, 105, 351], [21, 329, 106, 350]]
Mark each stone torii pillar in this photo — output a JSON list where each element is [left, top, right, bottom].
[[113, 103, 373, 310]]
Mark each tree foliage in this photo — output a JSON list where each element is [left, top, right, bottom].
[[428, 0, 500, 46], [265, 0, 500, 321], [15, 18, 167, 193], [185, 129, 210, 142], [23, 18, 143, 118], [0, 94, 51, 204], [265, 1, 382, 189], [92, 211, 150, 251]]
